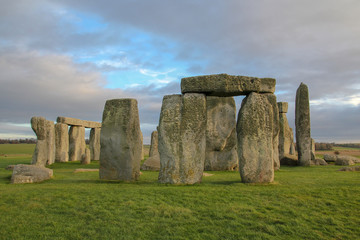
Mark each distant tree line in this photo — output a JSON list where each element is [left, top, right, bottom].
[[0, 138, 37, 144], [334, 143, 360, 148]]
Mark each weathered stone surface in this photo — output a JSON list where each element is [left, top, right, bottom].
[[336, 155, 360, 164], [277, 102, 288, 113], [311, 138, 316, 160], [338, 166, 360, 172], [323, 154, 337, 162], [236, 92, 275, 183], [55, 123, 69, 162], [57, 116, 101, 128], [31, 117, 55, 166], [11, 164, 53, 184], [181, 74, 276, 96], [99, 99, 142, 181], [278, 103, 295, 161], [69, 126, 86, 161], [81, 148, 91, 165], [158, 94, 206, 184], [205, 96, 238, 171], [311, 158, 328, 165], [295, 83, 312, 166], [266, 94, 280, 171], [280, 154, 298, 166], [141, 131, 160, 171], [89, 128, 101, 160], [335, 157, 355, 166]]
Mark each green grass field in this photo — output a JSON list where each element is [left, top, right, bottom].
[[0, 144, 359, 240]]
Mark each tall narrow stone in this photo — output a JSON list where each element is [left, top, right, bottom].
[[89, 128, 101, 160], [31, 117, 55, 166], [55, 123, 69, 162], [205, 96, 238, 171], [141, 130, 160, 171], [266, 94, 280, 171], [236, 93, 275, 183], [311, 138, 316, 160], [69, 126, 86, 161], [99, 99, 142, 181], [158, 93, 206, 184], [278, 102, 295, 160], [295, 83, 311, 166]]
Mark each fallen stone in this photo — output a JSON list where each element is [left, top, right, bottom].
[[74, 169, 99, 173], [57, 116, 101, 128], [338, 166, 360, 172], [295, 83, 312, 166], [181, 74, 276, 96], [158, 94, 206, 184], [323, 154, 337, 162], [100, 98, 142, 181], [69, 126, 86, 161], [336, 155, 360, 164], [81, 148, 91, 165], [11, 164, 53, 184], [335, 158, 355, 166], [140, 155, 160, 171], [280, 154, 298, 166], [55, 123, 69, 162], [89, 128, 101, 160], [237, 92, 275, 183], [205, 96, 238, 171], [311, 158, 328, 165], [203, 173, 214, 177]]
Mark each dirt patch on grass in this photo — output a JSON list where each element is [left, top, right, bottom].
[[74, 169, 99, 173], [203, 173, 214, 177]]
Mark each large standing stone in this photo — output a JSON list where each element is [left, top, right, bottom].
[[158, 94, 206, 184], [311, 138, 316, 160], [69, 126, 86, 161], [236, 92, 275, 183], [55, 123, 69, 162], [89, 128, 101, 160], [11, 164, 53, 184], [205, 96, 238, 171], [295, 83, 312, 166], [181, 74, 276, 96], [99, 99, 142, 181], [266, 94, 280, 170], [141, 131, 160, 171], [278, 102, 296, 161], [31, 117, 55, 166]]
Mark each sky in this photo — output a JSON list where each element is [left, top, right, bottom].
[[0, 0, 359, 144]]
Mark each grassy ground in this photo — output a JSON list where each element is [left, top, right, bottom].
[[0, 144, 359, 240], [316, 146, 360, 159]]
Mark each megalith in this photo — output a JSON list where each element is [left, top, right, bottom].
[[81, 148, 91, 165], [11, 164, 53, 184], [295, 83, 312, 166], [89, 128, 101, 160], [236, 92, 275, 183], [266, 94, 280, 171], [141, 130, 160, 171], [99, 99, 142, 181], [158, 93, 206, 184], [69, 126, 86, 161], [278, 102, 295, 161], [31, 117, 55, 166], [55, 123, 69, 162], [205, 96, 238, 171]]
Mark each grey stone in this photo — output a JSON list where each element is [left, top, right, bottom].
[[277, 102, 288, 113], [141, 131, 160, 171], [278, 104, 295, 160], [280, 154, 298, 166], [69, 126, 86, 161], [205, 96, 238, 171], [158, 94, 206, 184], [11, 164, 53, 184], [266, 94, 280, 171], [55, 123, 69, 162], [31, 117, 55, 166], [57, 116, 101, 128], [181, 74, 276, 96], [335, 157, 355, 166], [336, 155, 360, 164], [89, 128, 101, 160], [295, 83, 312, 166], [99, 99, 142, 181], [311, 158, 328, 165], [81, 148, 91, 165], [311, 138, 316, 160], [149, 131, 159, 157], [236, 92, 275, 183], [323, 154, 337, 162]]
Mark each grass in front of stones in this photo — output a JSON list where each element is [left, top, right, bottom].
[[0, 144, 359, 240]]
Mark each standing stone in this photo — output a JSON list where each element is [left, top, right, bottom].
[[205, 96, 238, 171], [295, 83, 312, 166], [266, 94, 280, 171], [69, 126, 86, 161], [81, 148, 91, 165], [31, 117, 55, 167], [311, 138, 316, 160], [141, 130, 160, 171], [278, 102, 295, 161], [236, 92, 275, 183], [89, 128, 101, 160], [158, 94, 206, 184], [55, 123, 69, 162], [99, 99, 142, 181]]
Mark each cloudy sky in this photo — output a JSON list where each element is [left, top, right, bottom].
[[0, 0, 359, 143]]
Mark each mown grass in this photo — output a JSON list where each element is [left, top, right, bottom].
[[0, 144, 359, 240]]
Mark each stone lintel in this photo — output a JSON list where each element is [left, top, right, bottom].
[[181, 74, 276, 96], [57, 116, 101, 128]]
